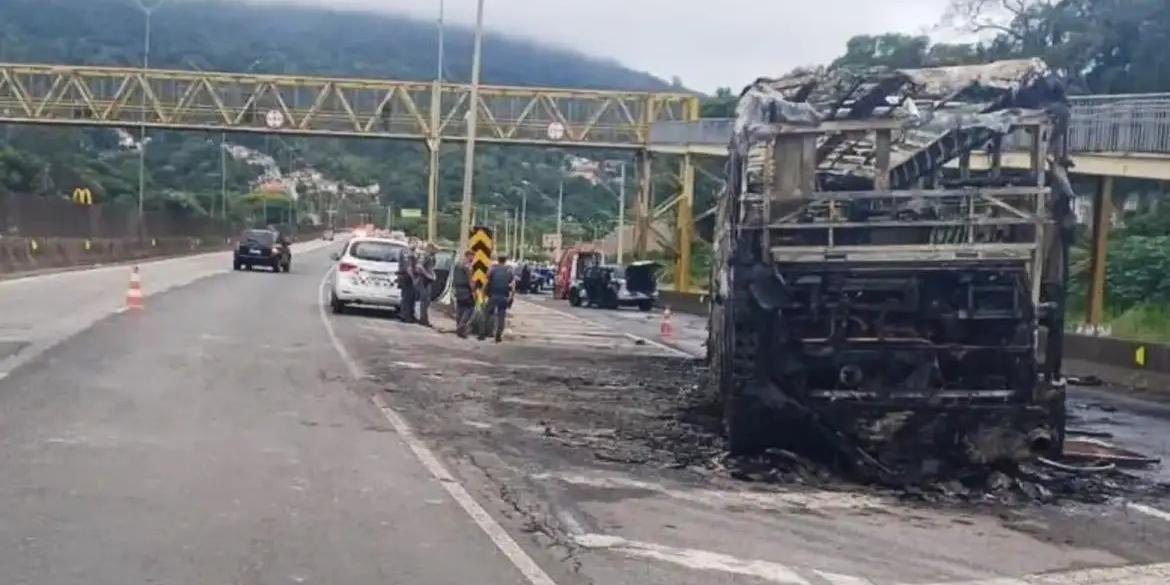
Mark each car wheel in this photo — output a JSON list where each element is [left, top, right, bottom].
[[331, 294, 346, 314], [569, 289, 582, 307], [244, 264, 253, 271], [638, 300, 653, 312]]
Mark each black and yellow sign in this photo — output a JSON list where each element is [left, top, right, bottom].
[[72, 187, 93, 205], [469, 225, 494, 302]]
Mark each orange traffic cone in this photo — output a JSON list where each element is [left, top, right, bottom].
[[125, 266, 144, 310], [660, 307, 674, 339]]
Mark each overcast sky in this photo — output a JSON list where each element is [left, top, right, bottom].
[[263, 0, 953, 92]]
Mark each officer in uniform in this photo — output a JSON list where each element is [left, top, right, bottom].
[[481, 255, 515, 343]]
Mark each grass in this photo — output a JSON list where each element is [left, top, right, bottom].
[[1098, 303, 1170, 343]]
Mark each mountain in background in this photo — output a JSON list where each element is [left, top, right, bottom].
[[0, 0, 671, 90], [0, 0, 675, 242]]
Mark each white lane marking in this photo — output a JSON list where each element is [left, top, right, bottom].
[[909, 562, 1170, 585], [518, 301, 693, 359], [316, 268, 558, 585], [1126, 502, 1170, 523], [533, 471, 890, 513], [573, 533, 810, 584], [815, 571, 876, 585]]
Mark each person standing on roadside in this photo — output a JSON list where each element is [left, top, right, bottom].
[[415, 242, 438, 327], [481, 255, 515, 343], [451, 249, 476, 338], [397, 245, 417, 323]]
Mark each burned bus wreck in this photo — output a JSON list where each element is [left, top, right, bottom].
[[707, 59, 1076, 479]]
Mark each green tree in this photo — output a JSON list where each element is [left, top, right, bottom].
[[832, 34, 930, 70]]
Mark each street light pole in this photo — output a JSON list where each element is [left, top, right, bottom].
[[617, 162, 626, 264], [220, 133, 227, 220], [502, 210, 510, 258], [519, 188, 527, 262], [133, 0, 169, 239], [426, 0, 445, 243], [457, 0, 486, 254], [555, 179, 564, 262]]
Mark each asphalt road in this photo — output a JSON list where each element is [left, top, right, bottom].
[[5, 248, 1170, 585], [0, 244, 537, 585]]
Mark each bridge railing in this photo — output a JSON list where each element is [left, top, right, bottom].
[[1065, 94, 1170, 154], [649, 119, 732, 148], [650, 94, 1170, 156]]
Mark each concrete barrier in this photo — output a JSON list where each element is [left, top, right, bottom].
[[0, 236, 236, 277], [1065, 333, 1170, 375], [655, 289, 1170, 381], [659, 290, 709, 317]]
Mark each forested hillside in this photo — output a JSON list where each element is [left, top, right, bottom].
[[0, 0, 672, 241]]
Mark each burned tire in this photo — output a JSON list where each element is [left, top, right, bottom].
[[711, 234, 772, 454]]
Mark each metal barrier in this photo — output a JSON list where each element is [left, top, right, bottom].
[[649, 119, 733, 147], [1066, 94, 1170, 154]]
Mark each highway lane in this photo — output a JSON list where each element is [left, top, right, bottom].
[[0, 238, 335, 379], [0, 245, 541, 585]]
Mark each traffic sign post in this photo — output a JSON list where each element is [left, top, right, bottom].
[[546, 122, 565, 141], [469, 225, 494, 304], [264, 109, 285, 129]]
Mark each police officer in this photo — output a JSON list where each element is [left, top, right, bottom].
[[481, 255, 515, 343], [451, 249, 476, 338], [397, 245, 417, 323], [416, 242, 438, 327]]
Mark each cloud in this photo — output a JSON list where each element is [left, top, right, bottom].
[[255, 0, 951, 92]]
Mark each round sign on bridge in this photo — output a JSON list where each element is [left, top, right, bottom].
[[547, 121, 566, 141], [265, 109, 285, 129]]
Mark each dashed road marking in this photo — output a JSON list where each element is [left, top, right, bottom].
[[815, 571, 876, 585], [514, 300, 691, 358], [533, 471, 891, 513], [907, 562, 1170, 585], [1126, 501, 1170, 523], [573, 533, 811, 584], [317, 269, 559, 585]]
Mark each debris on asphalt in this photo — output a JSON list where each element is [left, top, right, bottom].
[[1062, 438, 1161, 468]]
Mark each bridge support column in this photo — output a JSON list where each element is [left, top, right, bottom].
[[634, 150, 651, 258], [675, 153, 695, 292], [426, 139, 440, 243], [427, 79, 442, 244], [1086, 175, 1114, 326]]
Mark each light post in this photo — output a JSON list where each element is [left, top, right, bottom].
[[599, 160, 628, 264], [457, 0, 486, 253], [132, 0, 170, 238], [556, 179, 564, 262], [426, 0, 445, 243]]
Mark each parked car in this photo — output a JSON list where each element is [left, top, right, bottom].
[[569, 261, 660, 311], [234, 228, 291, 272], [329, 236, 409, 314]]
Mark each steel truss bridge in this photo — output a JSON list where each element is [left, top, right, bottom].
[[0, 62, 709, 288]]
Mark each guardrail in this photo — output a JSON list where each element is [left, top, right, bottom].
[[650, 93, 1170, 156], [1066, 94, 1170, 154], [649, 119, 733, 147]]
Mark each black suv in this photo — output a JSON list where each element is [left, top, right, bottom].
[[234, 229, 291, 272]]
